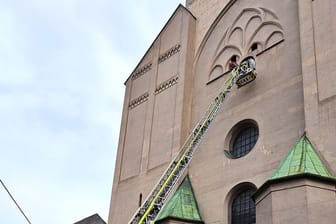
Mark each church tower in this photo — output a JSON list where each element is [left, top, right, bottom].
[[108, 1, 336, 223]]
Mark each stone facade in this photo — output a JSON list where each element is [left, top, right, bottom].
[[254, 177, 336, 224], [108, 0, 336, 223]]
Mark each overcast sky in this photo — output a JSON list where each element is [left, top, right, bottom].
[[0, 0, 184, 223]]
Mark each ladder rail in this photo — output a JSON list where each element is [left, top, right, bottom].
[[129, 89, 224, 223], [128, 63, 252, 224], [129, 70, 239, 224]]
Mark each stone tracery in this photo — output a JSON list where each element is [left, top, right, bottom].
[[209, 7, 284, 81]]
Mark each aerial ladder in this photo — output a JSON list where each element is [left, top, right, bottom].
[[128, 56, 257, 224]]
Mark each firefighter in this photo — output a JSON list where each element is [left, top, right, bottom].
[[228, 55, 238, 70]]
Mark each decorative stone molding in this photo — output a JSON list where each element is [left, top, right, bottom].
[[158, 44, 181, 63], [129, 92, 149, 109], [208, 7, 284, 83], [155, 76, 179, 95], [131, 62, 152, 80], [215, 7, 284, 57]]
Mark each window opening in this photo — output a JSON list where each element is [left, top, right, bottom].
[[231, 126, 258, 158], [139, 193, 143, 207], [232, 189, 256, 224], [229, 55, 238, 70], [250, 43, 258, 52]]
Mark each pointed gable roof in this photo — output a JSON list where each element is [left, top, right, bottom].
[[155, 176, 204, 224], [74, 214, 106, 224], [124, 4, 195, 84], [270, 133, 335, 180]]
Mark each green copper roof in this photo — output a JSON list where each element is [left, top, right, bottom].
[[270, 133, 335, 180], [155, 176, 203, 223]]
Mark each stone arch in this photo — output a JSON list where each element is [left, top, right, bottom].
[[209, 7, 284, 69], [193, 2, 285, 84], [225, 182, 257, 224], [245, 16, 263, 47], [260, 7, 279, 20], [246, 21, 283, 53], [228, 27, 244, 49], [230, 8, 263, 31], [266, 31, 284, 49], [208, 45, 241, 81], [209, 65, 224, 81], [212, 45, 242, 67]]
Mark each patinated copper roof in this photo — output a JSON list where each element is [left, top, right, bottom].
[[155, 176, 203, 223], [270, 133, 334, 180]]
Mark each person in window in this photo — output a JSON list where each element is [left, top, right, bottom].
[[229, 56, 238, 70]]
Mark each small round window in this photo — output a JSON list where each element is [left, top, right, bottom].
[[231, 126, 258, 158], [224, 120, 259, 159]]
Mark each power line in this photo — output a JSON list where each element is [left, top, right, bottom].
[[0, 179, 32, 224]]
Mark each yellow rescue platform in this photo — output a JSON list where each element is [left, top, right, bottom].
[[235, 56, 257, 88]]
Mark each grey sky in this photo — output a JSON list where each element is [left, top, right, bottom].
[[0, 1, 184, 223]]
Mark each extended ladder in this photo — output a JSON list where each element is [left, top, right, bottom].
[[128, 57, 256, 224]]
